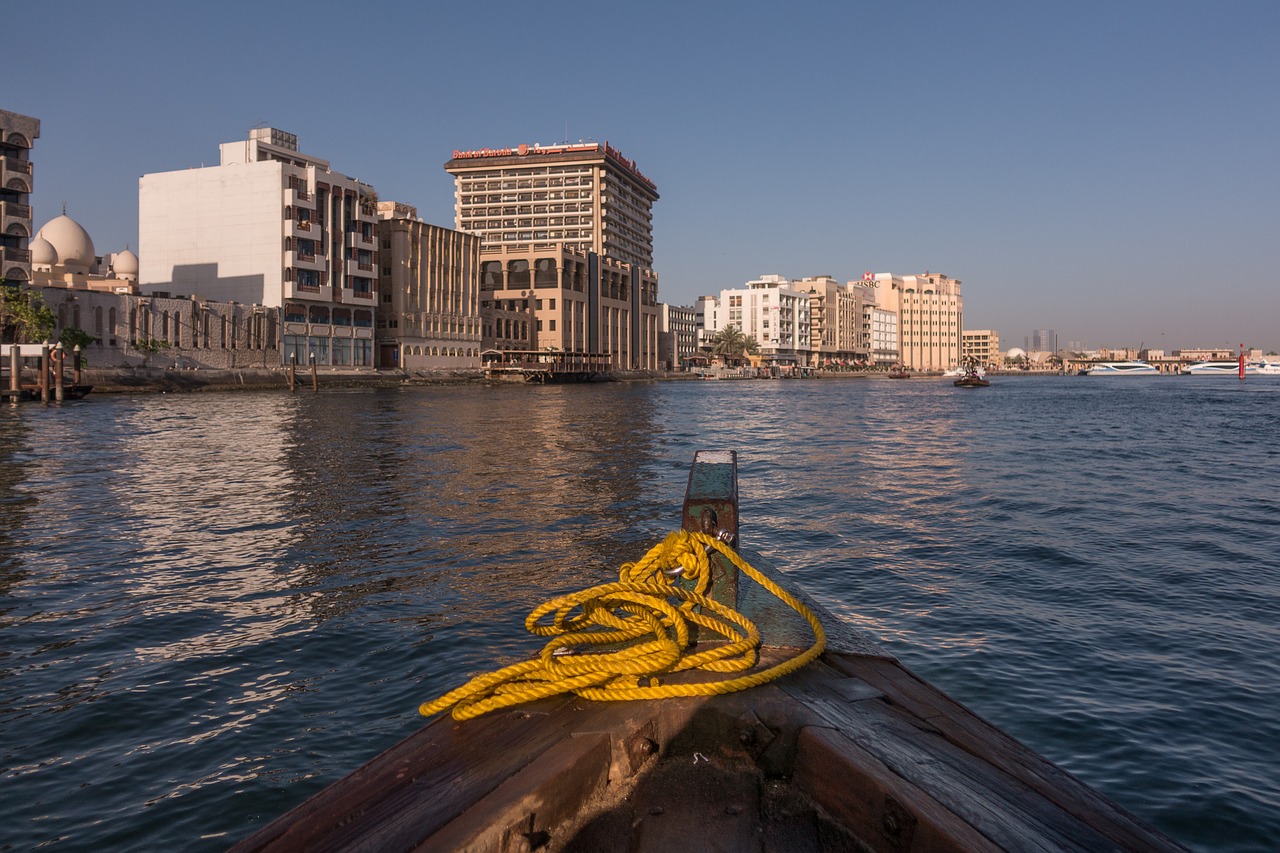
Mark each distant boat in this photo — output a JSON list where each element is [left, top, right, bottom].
[[1179, 360, 1280, 376], [954, 373, 990, 387], [886, 364, 909, 379], [1248, 359, 1280, 375], [1084, 361, 1159, 376]]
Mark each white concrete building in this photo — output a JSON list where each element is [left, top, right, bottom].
[[870, 305, 899, 367], [139, 128, 379, 367], [700, 275, 811, 365]]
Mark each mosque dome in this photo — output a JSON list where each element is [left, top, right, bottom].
[[36, 214, 96, 272], [113, 248, 139, 277], [1006, 347, 1027, 359], [29, 234, 58, 268]]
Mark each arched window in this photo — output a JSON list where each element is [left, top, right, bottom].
[[534, 258, 557, 289], [481, 261, 503, 288]]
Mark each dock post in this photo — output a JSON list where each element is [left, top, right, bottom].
[[40, 342, 50, 405], [288, 353, 296, 392], [7, 344, 18, 405], [73, 345, 82, 386], [681, 450, 740, 607], [309, 353, 317, 392], [54, 343, 65, 403]]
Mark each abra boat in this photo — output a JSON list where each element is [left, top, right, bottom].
[[1084, 361, 1160, 376], [231, 451, 1184, 853], [954, 372, 990, 387]]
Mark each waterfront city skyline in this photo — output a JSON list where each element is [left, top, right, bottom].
[[7, 1, 1278, 352]]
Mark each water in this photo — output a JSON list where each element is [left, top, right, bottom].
[[1, 376, 1277, 852]]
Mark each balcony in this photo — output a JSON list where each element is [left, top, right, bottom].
[[1, 198, 32, 224], [288, 217, 315, 237], [285, 250, 326, 270], [1, 244, 30, 262], [0, 156, 33, 193], [287, 184, 311, 205], [346, 229, 374, 249]]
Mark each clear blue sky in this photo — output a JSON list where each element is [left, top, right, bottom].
[[8, 1, 1278, 352]]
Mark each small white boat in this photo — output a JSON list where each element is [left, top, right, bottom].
[[1084, 361, 1159, 376], [1247, 359, 1280, 375]]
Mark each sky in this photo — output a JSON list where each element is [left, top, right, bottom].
[[7, 0, 1279, 352]]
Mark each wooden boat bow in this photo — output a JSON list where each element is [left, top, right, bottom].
[[230, 451, 1184, 852]]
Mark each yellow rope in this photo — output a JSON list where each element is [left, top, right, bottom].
[[419, 530, 826, 721]]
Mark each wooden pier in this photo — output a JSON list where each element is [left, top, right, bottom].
[[3, 343, 93, 404], [482, 349, 613, 383]]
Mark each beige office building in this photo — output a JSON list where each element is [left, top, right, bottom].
[[1, 108, 39, 287], [444, 142, 660, 369], [870, 272, 962, 371], [962, 329, 1000, 367], [374, 201, 482, 371], [797, 276, 868, 366]]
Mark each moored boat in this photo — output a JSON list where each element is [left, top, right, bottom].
[[231, 451, 1185, 853], [1247, 359, 1280, 375], [1177, 361, 1249, 373], [1084, 360, 1160, 376]]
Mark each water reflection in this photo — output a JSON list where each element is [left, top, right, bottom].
[[3, 379, 1277, 852]]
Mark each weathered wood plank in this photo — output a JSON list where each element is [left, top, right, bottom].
[[793, 653, 1182, 845], [233, 696, 618, 852]]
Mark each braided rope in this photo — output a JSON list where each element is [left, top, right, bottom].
[[419, 530, 826, 721]]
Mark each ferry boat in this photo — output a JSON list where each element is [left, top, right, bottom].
[[232, 452, 1185, 853], [1180, 361, 1245, 376], [1084, 361, 1159, 376]]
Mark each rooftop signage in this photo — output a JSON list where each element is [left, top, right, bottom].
[[449, 141, 656, 191]]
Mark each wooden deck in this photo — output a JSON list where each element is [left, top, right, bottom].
[[230, 452, 1186, 852], [481, 350, 613, 383]]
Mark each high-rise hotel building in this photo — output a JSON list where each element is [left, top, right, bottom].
[[444, 142, 660, 369]]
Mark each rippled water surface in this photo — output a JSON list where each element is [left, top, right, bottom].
[[2, 376, 1277, 851]]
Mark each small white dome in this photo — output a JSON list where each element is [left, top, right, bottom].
[[113, 248, 139, 276], [29, 234, 58, 267], [36, 214, 96, 272], [1006, 347, 1027, 358]]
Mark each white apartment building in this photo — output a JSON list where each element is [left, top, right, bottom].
[[658, 303, 697, 369], [869, 271, 962, 371], [870, 306, 900, 367], [701, 275, 811, 365], [139, 128, 380, 368]]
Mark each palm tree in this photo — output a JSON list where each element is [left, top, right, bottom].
[[711, 325, 759, 363]]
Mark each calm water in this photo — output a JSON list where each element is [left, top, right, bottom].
[[2, 376, 1278, 851]]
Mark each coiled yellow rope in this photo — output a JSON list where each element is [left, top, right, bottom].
[[419, 529, 826, 721]]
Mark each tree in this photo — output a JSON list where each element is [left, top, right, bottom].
[[711, 325, 758, 361], [59, 327, 98, 350], [1, 287, 56, 343]]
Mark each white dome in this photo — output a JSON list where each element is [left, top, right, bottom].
[[29, 234, 58, 267], [36, 214, 96, 272], [113, 248, 139, 277], [1006, 347, 1027, 358]]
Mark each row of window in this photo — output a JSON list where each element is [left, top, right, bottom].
[[282, 335, 373, 367]]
